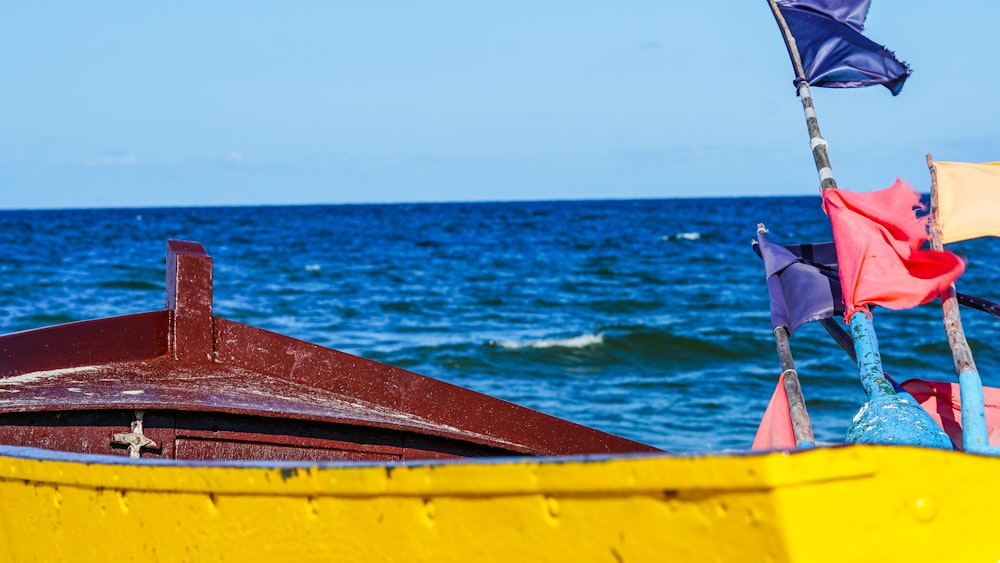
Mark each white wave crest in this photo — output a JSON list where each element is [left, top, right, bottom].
[[661, 232, 701, 241], [494, 332, 604, 350]]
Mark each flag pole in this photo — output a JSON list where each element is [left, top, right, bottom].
[[757, 224, 815, 447], [927, 153, 996, 453], [767, 0, 952, 449], [758, 0, 827, 448], [767, 0, 837, 191]]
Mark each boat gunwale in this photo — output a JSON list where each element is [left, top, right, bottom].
[[0, 240, 660, 459]]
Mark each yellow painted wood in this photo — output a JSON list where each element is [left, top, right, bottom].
[[0, 445, 996, 561]]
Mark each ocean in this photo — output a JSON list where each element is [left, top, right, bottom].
[[3, 197, 999, 453]]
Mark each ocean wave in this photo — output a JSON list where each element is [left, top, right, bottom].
[[491, 332, 604, 350]]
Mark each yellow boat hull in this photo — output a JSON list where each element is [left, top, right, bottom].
[[1, 444, 993, 562]]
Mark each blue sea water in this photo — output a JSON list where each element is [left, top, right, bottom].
[[3, 197, 1000, 453]]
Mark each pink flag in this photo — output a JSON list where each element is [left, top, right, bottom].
[[822, 179, 965, 319], [752, 372, 796, 450]]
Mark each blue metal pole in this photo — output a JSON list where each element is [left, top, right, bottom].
[[956, 369, 1000, 454], [926, 155, 1000, 454], [844, 312, 954, 449]]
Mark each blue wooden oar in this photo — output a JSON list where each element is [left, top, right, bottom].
[[843, 312, 953, 448]]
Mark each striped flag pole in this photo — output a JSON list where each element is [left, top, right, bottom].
[[767, 0, 952, 449]]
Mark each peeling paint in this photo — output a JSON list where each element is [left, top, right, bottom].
[[0, 366, 95, 386]]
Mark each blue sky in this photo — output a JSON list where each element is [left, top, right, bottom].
[[3, 2, 999, 209]]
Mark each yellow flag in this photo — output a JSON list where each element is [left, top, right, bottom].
[[935, 161, 1000, 244]]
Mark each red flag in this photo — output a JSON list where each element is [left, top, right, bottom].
[[822, 179, 965, 319]]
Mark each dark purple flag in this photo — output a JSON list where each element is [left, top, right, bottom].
[[774, 0, 911, 95], [754, 230, 844, 334], [755, 230, 1000, 332]]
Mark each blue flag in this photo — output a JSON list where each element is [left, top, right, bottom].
[[773, 0, 911, 95], [754, 230, 843, 335]]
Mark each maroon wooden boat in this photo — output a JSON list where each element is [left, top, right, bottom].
[[0, 240, 659, 461]]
